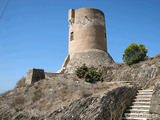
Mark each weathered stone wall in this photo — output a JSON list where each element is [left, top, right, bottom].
[[150, 83, 160, 114], [26, 69, 45, 84], [68, 8, 107, 58], [65, 49, 114, 73]]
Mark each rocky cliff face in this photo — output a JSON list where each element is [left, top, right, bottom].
[[0, 54, 160, 120], [46, 86, 137, 120], [102, 54, 160, 89], [150, 83, 160, 114]]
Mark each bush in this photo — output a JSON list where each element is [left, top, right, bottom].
[[76, 65, 103, 83], [123, 43, 148, 65], [85, 67, 103, 83], [76, 64, 88, 78]]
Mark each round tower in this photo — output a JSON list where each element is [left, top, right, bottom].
[[58, 8, 114, 73], [68, 8, 107, 58]]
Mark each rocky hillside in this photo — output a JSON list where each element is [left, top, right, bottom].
[[0, 73, 136, 120], [102, 54, 160, 89], [0, 54, 160, 120]]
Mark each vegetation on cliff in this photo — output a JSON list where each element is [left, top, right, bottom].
[[123, 43, 148, 65], [76, 64, 103, 83]]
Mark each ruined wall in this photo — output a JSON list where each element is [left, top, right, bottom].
[[68, 8, 107, 58], [26, 69, 45, 84]]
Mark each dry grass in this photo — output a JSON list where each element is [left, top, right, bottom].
[[32, 89, 42, 102], [14, 96, 25, 105], [80, 90, 92, 98], [16, 77, 26, 88]]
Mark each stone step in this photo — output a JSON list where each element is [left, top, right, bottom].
[[136, 94, 152, 96], [135, 95, 152, 98], [134, 98, 151, 101], [122, 117, 146, 120], [126, 109, 149, 113], [123, 89, 153, 120], [123, 113, 158, 120], [137, 92, 153, 95], [129, 106, 150, 109], [138, 90, 153, 92], [124, 113, 151, 116], [133, 100, 151, 103], [123, 113, 151, 118], [132, 101, 151, 105]]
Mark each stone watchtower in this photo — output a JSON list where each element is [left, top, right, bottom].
[[59, 8, 114, 73]]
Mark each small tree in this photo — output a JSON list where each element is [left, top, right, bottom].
[[123, 43, 148, 65]]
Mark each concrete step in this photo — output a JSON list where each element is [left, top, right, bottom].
[[126, 109, 149, 113], [134, 98, 151, 101], [123, 89, 153, 120], [123, 113, 158, 120], [122, 117, 146, 120], [135, 95, 152, 98], [124, 113, 151, 116], [138, 90, 153, 92], [129, 106, 150, 109], [137, 92, 153, 95], [123, 113, 151, 118], [132, 101, 151, 105]]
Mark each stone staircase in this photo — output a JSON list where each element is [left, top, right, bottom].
[[122, 89, 154, 120]]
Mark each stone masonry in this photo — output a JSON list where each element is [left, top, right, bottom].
[[25, 68, 45, 85], [58, 8, 114, 73]]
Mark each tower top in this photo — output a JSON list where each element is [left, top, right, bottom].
[[70, 8, 104, 15]]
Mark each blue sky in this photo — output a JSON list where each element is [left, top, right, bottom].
[[0, 0, 160, 93]]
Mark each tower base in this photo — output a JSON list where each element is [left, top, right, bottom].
[[58, 49, 114, 73]]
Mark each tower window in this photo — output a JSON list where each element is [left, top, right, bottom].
[[70, 32, 74, 41]]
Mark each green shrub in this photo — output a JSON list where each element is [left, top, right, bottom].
[[76, 64, 88, 78], [85, 67, 103, 83], [123, 43, 148, 65], [76, 65, 103, 83]]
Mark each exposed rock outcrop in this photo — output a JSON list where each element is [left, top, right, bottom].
[[0, 84, 137, 120], [47, 85, 137, 120], [102, 54, 160, 89], [150, 83, 160, 114]]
